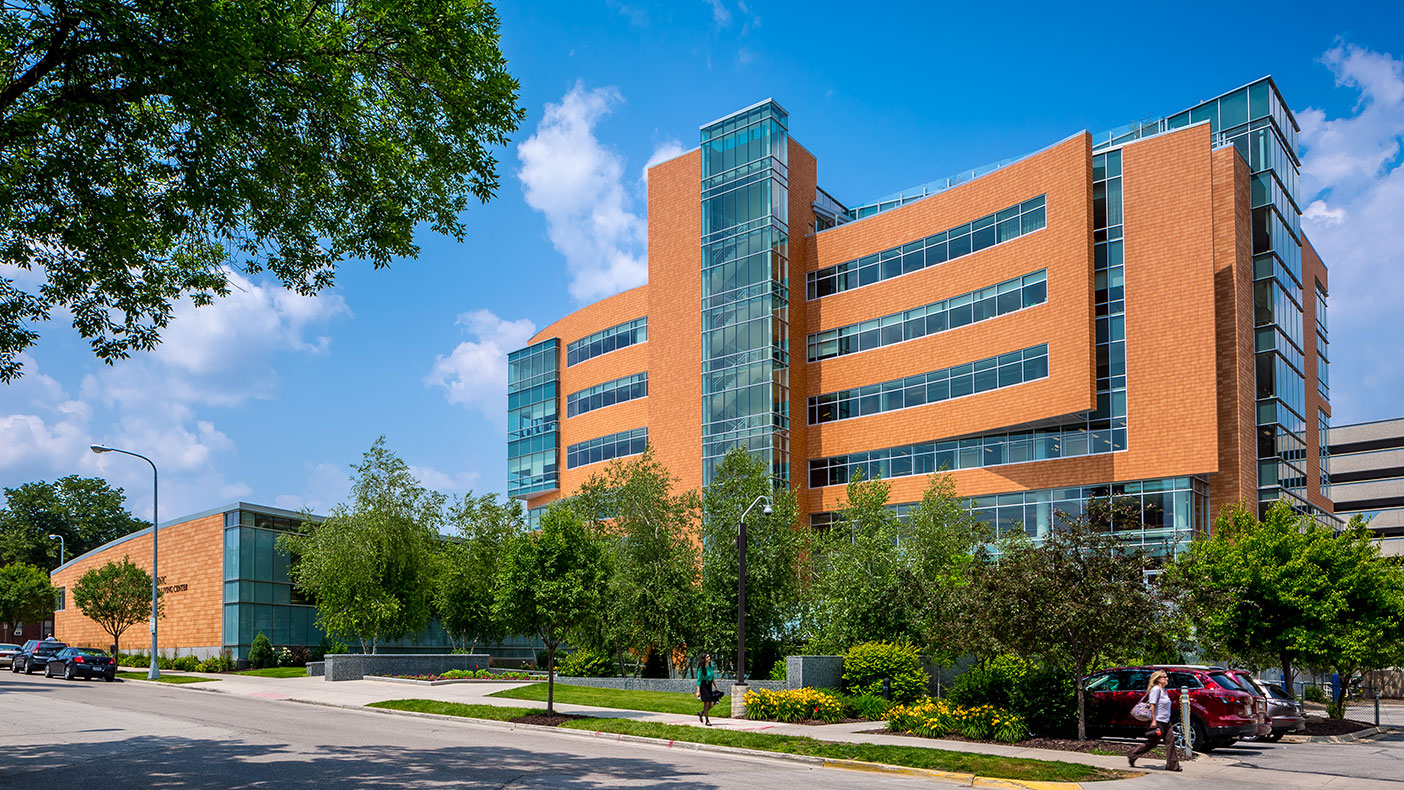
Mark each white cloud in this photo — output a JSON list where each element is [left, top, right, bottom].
[[408, 464, 481, 494], [425, 309, 536, 430], [517, 82, 650, 303], [705, 0, 731, 27], [274, 462, 352, 515], [641, 138, 686, 187], [1299, 43, 1404, 424]]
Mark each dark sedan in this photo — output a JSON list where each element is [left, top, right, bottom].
[[45, 647, 117, 681], [11, 639, 67, 674]]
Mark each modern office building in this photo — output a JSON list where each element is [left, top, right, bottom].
[[508, 78, 1332, 551], [1328, 417, 1404, 555], [48, 502, 534, 661]]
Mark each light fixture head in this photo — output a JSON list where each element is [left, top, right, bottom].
[[48, 534, 59, 540], [762, 504, 773, 516], [89, 444, 111, 454]]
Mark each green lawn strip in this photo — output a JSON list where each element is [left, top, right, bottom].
[[236, 666, 310, 678], [560, 720, 1122, 783], [489, 682, 729, 717], [116, 671, 218, 684], [367, 699, 545, 721]]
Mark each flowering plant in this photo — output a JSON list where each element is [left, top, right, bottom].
[[745, 687, 846, 723], [886, 698, 1028, 743]]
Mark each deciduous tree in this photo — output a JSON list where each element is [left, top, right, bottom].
[[434, 492, 523, 652], [494, 504, 606, 715], [0, 476, 147, 569], [71, 556, 161, 659], [279, 437, 443, 654], [0, 562, 57, 631], [0, 0, 525, 380]]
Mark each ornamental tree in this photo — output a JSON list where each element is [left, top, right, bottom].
[[434, 492, 524, 652], [71, 556, 162, 659], [0, 475, 148, 569], [963, 500, 1171, 741], [494, 504, 607, 715], [279, 437, 443, 654], [0, 0, 525, 381], [0, 562, 57, 630]]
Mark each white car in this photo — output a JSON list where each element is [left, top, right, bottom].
[[0, 643, 20, 668]]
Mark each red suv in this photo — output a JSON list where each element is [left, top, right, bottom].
[[1083, 665, 1260, 751]]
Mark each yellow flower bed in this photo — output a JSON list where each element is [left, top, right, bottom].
[[745, 687, 846, 723], [886, 698, 1028, 743]]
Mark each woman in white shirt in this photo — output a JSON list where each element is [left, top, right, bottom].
[[1128, 670, 1182, 771]]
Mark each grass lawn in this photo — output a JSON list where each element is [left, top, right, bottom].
[[489, 682, 730, 718], [367, 699, 544, 721], [117, 672, 218, 684], [236, 666, 310, 678]]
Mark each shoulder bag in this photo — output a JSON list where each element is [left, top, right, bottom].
[[1130, 689, 1156, 722]]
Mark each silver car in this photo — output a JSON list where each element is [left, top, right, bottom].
[[1259, 682, 1306, 740], [0, 643, 20, 668]]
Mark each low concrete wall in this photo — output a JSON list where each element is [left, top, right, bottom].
[[306, 661, 324, 677], [552, 675, 786, 693], [322, 653, 489, 682]]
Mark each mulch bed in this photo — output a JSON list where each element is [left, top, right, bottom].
[[1302, 718, 1374, 736], [872, 729, 1171, 758], [510, 713, 594, 727]]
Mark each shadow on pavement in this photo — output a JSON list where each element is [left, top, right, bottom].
[[0, 733, 721, 789]]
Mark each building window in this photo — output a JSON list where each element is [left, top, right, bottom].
[[54, 587, 65, 612], [566, 428, 648, 470], [806, 270, 1046, 362], [807, 195, 1047, 299], [809, 344, 1049, 424], [566, 372, 648, 418], [565, 317, 648, 367]]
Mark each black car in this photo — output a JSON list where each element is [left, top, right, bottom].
[[10, 639, 67, 674], [45, 647, 116, 682]]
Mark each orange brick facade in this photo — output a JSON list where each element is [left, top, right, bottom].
[[50, 514, 224, 655], [517, 96, 1331, 537]]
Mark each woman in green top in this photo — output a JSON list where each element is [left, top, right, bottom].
[[696, 652, 719, 725]]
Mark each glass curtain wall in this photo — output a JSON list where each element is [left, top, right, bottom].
[[222, 510, 319, 660], [507, 338, 561, 498], [699, 101, 792, 484]]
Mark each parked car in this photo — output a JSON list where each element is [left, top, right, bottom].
[[1223, 669, 1272, 739], [10, 639, 68, 674], [1256, 682, 1307, 740], [0, 643, 20, 668], [1083, 665, 1260, 751], [45, 647, 117, 682]]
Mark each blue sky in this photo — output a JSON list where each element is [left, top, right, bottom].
[[3, 1, 1403, 524]]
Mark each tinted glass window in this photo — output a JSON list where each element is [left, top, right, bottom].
[[1265, 685, 1293, 700], [1210, 672, 1244, 691], [1085, 673, 1116, 692], [74, 648, 107, 656], [1122, 670, 1151, 691], [1168, 672, 1202, 689]]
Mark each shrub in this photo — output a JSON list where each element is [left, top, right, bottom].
[[197, 652, 235, 673], [945, 655, 1030, 709], [248, 632, 275, 669], [1011, 663, 1077, 737], [1304, 685, 1327, 704], [886, 699, 1028, 744], [841, 641, 928, 703], [557, 649, 615, 678], [745, 687, 846, 723], [310, 636, 347, 662], [845, 693, 895, 721], [156, 655, 174, 670], [768, 657, 788, 682], [172, 655, 200, 672]]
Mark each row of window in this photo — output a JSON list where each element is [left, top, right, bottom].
[[806, 195, 1046, 300], [806, 270, 1047, 362], [807, 418, 1128, 489], [507, 338, 559, 393], [808, 345, 1049, 425], [565, 317, 648, 367], [566, 372, 648, 418], [565, 427, 648, 470]]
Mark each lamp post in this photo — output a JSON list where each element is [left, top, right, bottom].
[[48, 534, 64, 566], [90, 444, 159, 680], [736, 494, 772, 686]]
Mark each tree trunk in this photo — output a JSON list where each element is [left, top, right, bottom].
[[1281, 658, 1294, 698], [546, 642, 557, 716], [1076, 669, 1088, 741]]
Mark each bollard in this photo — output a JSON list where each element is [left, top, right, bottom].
[[731, 683, 749, 719], [1180, 686, 1193, 758], [882, 677, 892, 701], [1376, 688, 1381, 727]]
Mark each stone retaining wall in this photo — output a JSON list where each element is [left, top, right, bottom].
[[322, 653, 489, 682], [551, 676, 786, 693]]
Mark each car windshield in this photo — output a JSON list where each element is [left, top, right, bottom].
[[0, 644, 19, 650], [1210, 672, 1244, 691], [1085, 673, 1117, 691], [1265, 684, 1294, 700], [74, 648, 107, 656], [39, 641, 67, 649]]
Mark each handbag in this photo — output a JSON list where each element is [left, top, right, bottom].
[[1131, 690, 1156, 722]]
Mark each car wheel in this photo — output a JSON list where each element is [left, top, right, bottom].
[[44, 662, 54, 678], [24, 659, 34, 674], [104, 674, 114, 682], [65, 664, 75, 681], [1263, 732, 1284, 743]]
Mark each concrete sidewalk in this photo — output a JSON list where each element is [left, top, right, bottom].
[[124, 669, 1404, 790]]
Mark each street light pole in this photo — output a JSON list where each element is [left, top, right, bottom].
[[48, 534, 64, 566], [90, 444, 159, 680], [736, 494, 772, 685]]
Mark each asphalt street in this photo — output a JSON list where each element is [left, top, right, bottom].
[[0, 673, 943, 790]]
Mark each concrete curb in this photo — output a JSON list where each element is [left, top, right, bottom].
[[1295, 725, 1401, 743]]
